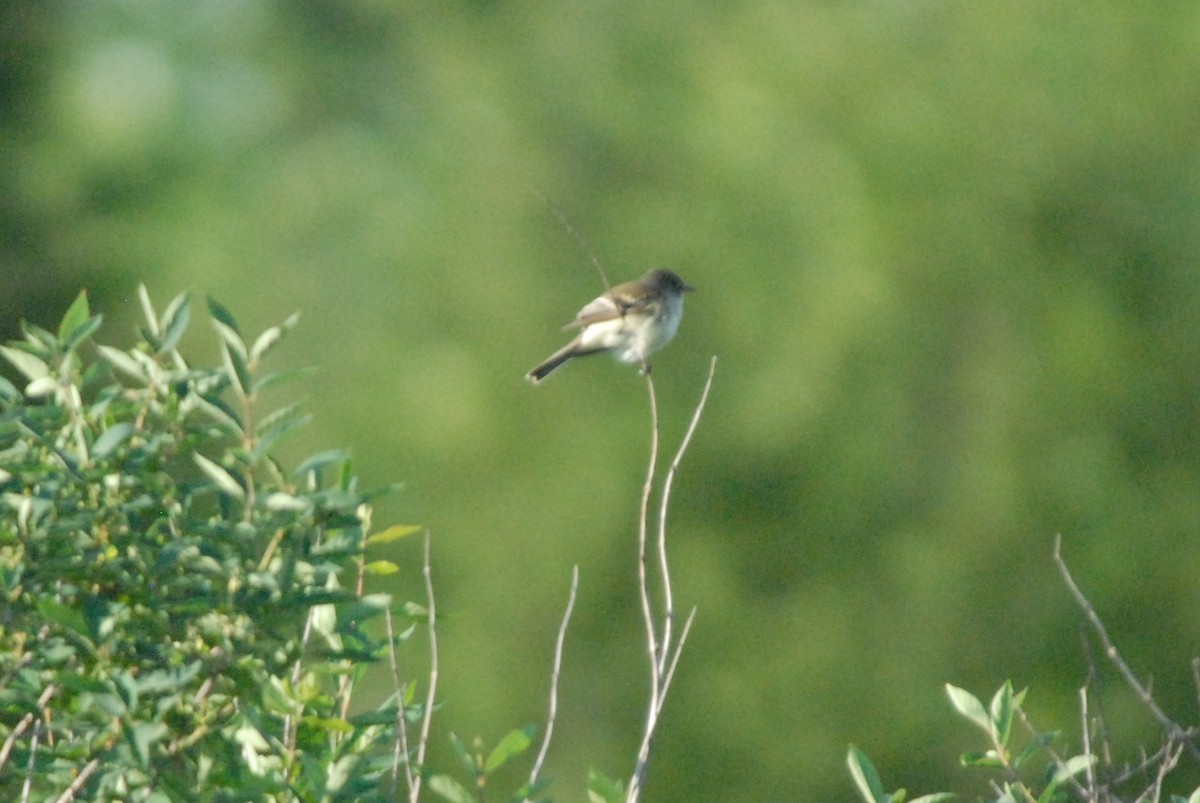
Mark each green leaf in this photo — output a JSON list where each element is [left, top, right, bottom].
[[63, 310, 104, 353], [450, 732, 480, 776], [137, 284, 160, 334], [249, 312, 299, 364], [484, 725, 536, 774], [93, 422, 135, 459], [25, 376, 58, 398], [989, 681, 1015, 748], [294, 449, 350, 480], [960, 750, 1004, 768], [158, 290, 192, 354], [37, 598, 89, 636], [365, 560, 399, 575], [586, 769, 625, 803], [1014, 730, 1057, 769], [910, 795, 957, 802], [97, 345, 146, 382], [367, 524, 423, 545], [1050, 754, 1094, 785], [945, 684, 992, 734], [427, 774, 478, 803], [304, 717, 354, 734], [193, 452, 246, 499], [206, 295, 242, 335], [253, 365, 318, 395], [0, 345, 49, 381], [213, 322, 251, 395], [264, 492, 311, 512], [57, 289, 90, 342], [848, 745, 886, 803], [20, 321, 56, 351], [123, 721, 167, 768], [514, 776, 554, 802], [255, 402, 311, 454]]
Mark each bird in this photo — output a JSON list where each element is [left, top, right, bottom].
[[525, 268, 694, 384]]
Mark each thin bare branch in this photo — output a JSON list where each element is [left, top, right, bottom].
[[51, 757, 99, 803], [528, 565, 580, 796], [637, 371, 662, 694], [410, 531, 439, 803], [532, 190, 615, 298], [1054, 535, 1200, 764], [1079, 686, 1097, 801], [654, 356, 717, 674], [627, 358, 716, 803], [385, 604, 416, 798], [0, 684, 55, 774], [21, 719, 41, 803]]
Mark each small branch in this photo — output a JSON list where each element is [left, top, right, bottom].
[[654, 357, 717, 675], [409, 531, 439, 803], [626, 358, 716, 803], [1078, 686, 1096, 801], [0, 683, 55, 774], [527, 565, 580, 796], [636, 372, 662, 698], [1054, 535, 1200, 764], [385, 605, 415, 798], [51, 757, 99, 803]]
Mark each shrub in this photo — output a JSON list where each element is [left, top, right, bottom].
[[0, 289, 412, 801]]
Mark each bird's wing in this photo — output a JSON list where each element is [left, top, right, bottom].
[[565, 287, 652, 329]]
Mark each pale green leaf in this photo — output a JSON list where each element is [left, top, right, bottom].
[[138, 284, 159, 334], [946, 684, 992, 734], [193, 452, 245, 499], [158, 290, 192, 354], [427, 773, 477, 803], [93, 423, 135, 458], [0, 345, 49, 381], [265, 492, 311, 512], [367, 524, 423, 545], [97, 345, 146, 382], [848, 745, 886, 803], [57, 289, 90, 342], [484, 725, 535, 773]]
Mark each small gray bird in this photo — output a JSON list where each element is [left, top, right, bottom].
[[525, 269, 694, 384]]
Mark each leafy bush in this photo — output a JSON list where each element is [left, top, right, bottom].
[[849, 543, 1200, 803], [0, 289, 415, 801]]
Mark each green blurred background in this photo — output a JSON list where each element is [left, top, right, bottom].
[[5, 1, 1200, 799]]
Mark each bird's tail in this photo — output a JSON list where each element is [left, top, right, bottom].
[[525, 339, 584, 384]]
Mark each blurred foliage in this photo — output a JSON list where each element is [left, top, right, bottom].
[[5, 2, 1200, 800], [0, 289, 418, 800], [851, 681, 1198, 803]]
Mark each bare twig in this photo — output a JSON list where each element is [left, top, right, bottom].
[[409, 531, 439, 803], [1012, 697, 1090, 801], [527, 565, 580, 796], [1079, 686, 1097, 801], [1053, 535, 1200, 764], [532, 190, 615, 299], [635, 371, 662, 697], [627, 358, 717, 803], [1104, 740, 1178, 797], [51, 757, 99, 803], [0, 683, 55, 774], [385, 604, 415, 798], [654, 357, 717, 676], [20, 719, 39, 803]]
